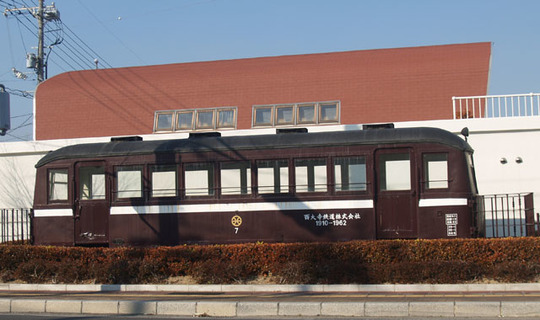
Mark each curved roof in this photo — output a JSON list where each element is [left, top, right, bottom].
[[36, 127, 472, 168]]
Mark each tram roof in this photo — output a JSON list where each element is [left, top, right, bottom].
[[35, 127, 473, 168]]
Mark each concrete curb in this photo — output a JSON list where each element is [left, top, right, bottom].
[[3, 283, 540, 317], [0, 299, 540, 317], [4, 282, 540, 293]]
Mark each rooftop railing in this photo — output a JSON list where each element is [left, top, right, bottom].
[[453, 93, 540, 119]]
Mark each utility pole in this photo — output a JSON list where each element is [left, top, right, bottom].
[[37, 0, 45, 83], [3, 1, 60, 83]]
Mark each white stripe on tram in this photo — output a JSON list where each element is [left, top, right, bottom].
[[418, 198, 468, 207], [110, 199, 374, 215], [33, 208, 73, 217]]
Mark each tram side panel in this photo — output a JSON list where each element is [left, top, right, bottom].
[[416, 149, 477, 238], [108, 203, 376, 246], [33, 164, 75, 246]]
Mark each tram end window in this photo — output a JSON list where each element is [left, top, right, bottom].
[[48, 168, 69, 202], [257, 160, 289, 194], [295, 158, 327, 193], [151, 165, 177, 198], [116, 166, 143, 199], [334, 156, 367, 192], [221, 162, 251, 195], [424, 153, 449, 189], [185, 163, 215, 196]]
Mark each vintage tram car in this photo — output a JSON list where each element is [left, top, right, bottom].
[[32, 127, 482, 246]]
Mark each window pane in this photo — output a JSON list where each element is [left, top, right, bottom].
[[218, 109, 235, 128], [297, 104, 316, 124], [320, 103, 338, 122], [257, 160, 288, 194], [254, 107, 273, 126], [379, 154, 410, 191], [424, 153, 449, 189], [117, 166, 143, 198], [49, 169, 68, 201], [295, 159, 327, 192], [151, 165, 177, 197], [155, 112, 174, 131], [221, 162, 251, 195], [334, 157, 366, 191], [176, 112, 193, 130], [79, 166, 106, 200], [196, 111, 214, 129], [275, 106, 294, 125], [185, 163, 214, 196]]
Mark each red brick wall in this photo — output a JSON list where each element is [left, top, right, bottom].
[[34, 42, 491, 140]]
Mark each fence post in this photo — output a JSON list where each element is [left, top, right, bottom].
[[525, 193, 535, 236]]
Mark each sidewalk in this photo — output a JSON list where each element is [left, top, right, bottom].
[[1, 283, 540, 317]]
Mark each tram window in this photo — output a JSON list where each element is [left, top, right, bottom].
[[79, 166, 106, 200], [221, 162, 251, 195], [257, 160, 289, 194], [275, 105, 294, 125], [151, 165, 177, 197], [48, 169, 68, 201], [297, 104, 316, 124], [424, 153, 449, 189], [185, 163, 215, 196], [295, 158, 327, 192], [334, 157, 366, 191], [379, 153, 411, 191], [116, 166, 143, 199]]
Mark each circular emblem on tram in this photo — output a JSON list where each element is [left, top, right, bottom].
[[231, 215, 242, 227]]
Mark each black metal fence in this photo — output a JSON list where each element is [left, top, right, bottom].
[[0, 208, 32, 244], [479, 193, 537, 238]]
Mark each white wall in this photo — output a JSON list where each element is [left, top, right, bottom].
[[0, 117, 539, 213]]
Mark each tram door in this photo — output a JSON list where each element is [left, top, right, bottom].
[[74, 162, 109, 245], [375, 149, 418, 238]]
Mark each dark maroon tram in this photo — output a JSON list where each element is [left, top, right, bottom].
[[32, 127, 482, 246]]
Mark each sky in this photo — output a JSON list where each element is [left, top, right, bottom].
[[1, 0, 539, 142]]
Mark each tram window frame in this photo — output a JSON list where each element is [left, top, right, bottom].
[[79, 166, 106, 200], [294, 158, 328, 193], [184, 163, 215, 197], [115, 165, 144, 200], [220, 161, 252, 196], [256, 159, 289, 194], [423, 153, 449, 190], [150, 165, 178, 198], [333, 156, 367, 192], [379, 153, 411, 191], [48, 168, 69, 202]]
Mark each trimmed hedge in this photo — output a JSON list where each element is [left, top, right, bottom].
[[1, 238, 539, 284]]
